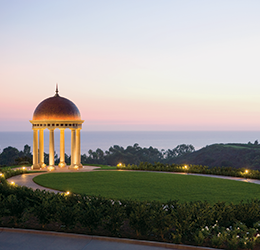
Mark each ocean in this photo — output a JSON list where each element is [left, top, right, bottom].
[[0, 131, 260, 155]]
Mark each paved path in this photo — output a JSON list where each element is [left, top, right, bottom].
[[1, 228, 204, 250], [159, 171, 260, 185], [7, 166, 99, 193]]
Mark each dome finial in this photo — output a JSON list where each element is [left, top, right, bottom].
[[55, 83, 59, 96]]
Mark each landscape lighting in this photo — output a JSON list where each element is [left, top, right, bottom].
[[245, 170, 249, 174], [0, 173, 3, 177], [66, 191, 70, 195], [117, 163, 122, 167], [10, 181, 15, 185]]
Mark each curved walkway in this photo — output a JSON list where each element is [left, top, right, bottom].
[[7, 167, 260, 194], [7, 166, 99, 193], [1, 227, 208, 250], [161, 171, 260, 184]]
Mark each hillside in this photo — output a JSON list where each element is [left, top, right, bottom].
[[172, 143, 260, 170]]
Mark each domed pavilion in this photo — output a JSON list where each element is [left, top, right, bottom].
[[30, 86, 84, 170]]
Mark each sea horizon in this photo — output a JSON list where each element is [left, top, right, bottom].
[[1, 131, 260, 155]]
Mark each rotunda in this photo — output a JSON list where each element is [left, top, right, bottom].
[[30, 86, 84, 170]]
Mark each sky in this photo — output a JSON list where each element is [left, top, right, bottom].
[[1, 0, 260, 131]]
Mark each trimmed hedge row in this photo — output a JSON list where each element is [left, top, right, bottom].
[[117, 162, 260, 179], [0, 167, 27, 179]]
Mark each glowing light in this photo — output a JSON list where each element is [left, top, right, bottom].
[[58, 162, 66, 168], [66, 191, 70, 195], [245, 170, 249, 174], [22, 167, 26, 170], [117, 163, 122, 167], [10, 181, 15, 185], [0, 173, 3, 177], [184, 165, 188, 169], [47, 166, 55, 171]]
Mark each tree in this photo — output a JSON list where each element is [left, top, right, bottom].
[[165, 144, 195, 160], [172, 144, 195, 157], [0, 147, 20, 166], [23, 144, 31, 156]]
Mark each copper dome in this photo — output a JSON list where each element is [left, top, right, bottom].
[[32, 90, 81, 121]]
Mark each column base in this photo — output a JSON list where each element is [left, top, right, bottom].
[[47, 165, 56, 171], [31, 164, 40, 170], [40, 163, 46, 168], [69, 164, 79, 170], [58, 162, 67, 168], [78, 163, 83, 168]]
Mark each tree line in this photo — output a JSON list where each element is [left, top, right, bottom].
[[83, 143, 195, 166], [0, 143, 195, 167]]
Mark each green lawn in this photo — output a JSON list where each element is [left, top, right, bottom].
[[91, 165, 117, 170], [33, 171, 260, 203]]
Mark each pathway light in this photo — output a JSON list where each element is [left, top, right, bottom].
[[47, 166, 55, 171]]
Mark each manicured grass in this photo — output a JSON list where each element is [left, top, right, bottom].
[[33, 171, 260, 203], [83, 164, 117, 170], [93, 165, 117, 170]]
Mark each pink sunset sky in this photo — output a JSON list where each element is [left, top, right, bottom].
[[1, 0, 260, 131]]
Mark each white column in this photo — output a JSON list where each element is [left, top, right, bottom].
[[69, 128, 76, 169], [32, 128, 40, 169], [49, 128, 55, 168], [39, 128, 46, 168], [76, 128, 82, 168], [58, 128, 66, 168]]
